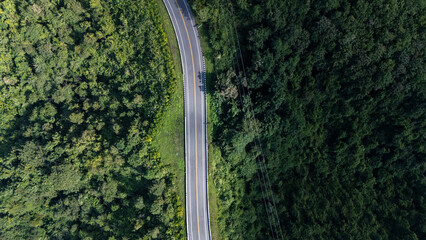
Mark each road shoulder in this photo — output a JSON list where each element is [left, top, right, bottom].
[[153, 0, 186, 238]]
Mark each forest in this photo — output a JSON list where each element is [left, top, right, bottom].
[[190, 0, 425, 239], [0, 0, 184, 239]]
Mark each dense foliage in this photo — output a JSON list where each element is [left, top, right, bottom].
[[0, 0, 184, 239], [191, 0, 426, 239]]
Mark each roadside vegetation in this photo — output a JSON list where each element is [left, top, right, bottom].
[[0, 0, 184, 239], [153, 0, 186, 235], [201, 33, 222, 240], [190, 0, 425, 239]]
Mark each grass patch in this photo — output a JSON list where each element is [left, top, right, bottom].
[[206, 102, 222, 240], [153, 0, 185, 232], [155, 0, 182, 79], [198, 19, 222, 240]]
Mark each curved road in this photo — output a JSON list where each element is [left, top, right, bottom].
[[162, 0, 211, 239]]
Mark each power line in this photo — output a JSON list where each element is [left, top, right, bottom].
[[222, 9, 278, 239], [218, 3, 278, 239], [224, 1, 284, 239]]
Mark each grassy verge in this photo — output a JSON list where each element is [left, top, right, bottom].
[[153, 0, 186, 234], [206, 106, 222, 240], [197, 18, 222, 240], [155, 0, 182, 78]]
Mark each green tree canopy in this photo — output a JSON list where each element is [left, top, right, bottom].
[[0, 0, 184, 239], [191, 0, 426, 239]]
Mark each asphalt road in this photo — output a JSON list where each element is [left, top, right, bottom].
[[162, 1, 211, 239]]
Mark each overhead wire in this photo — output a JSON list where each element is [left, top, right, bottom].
[[223, 11, 278, 239], [223, 1, 285, 239]]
